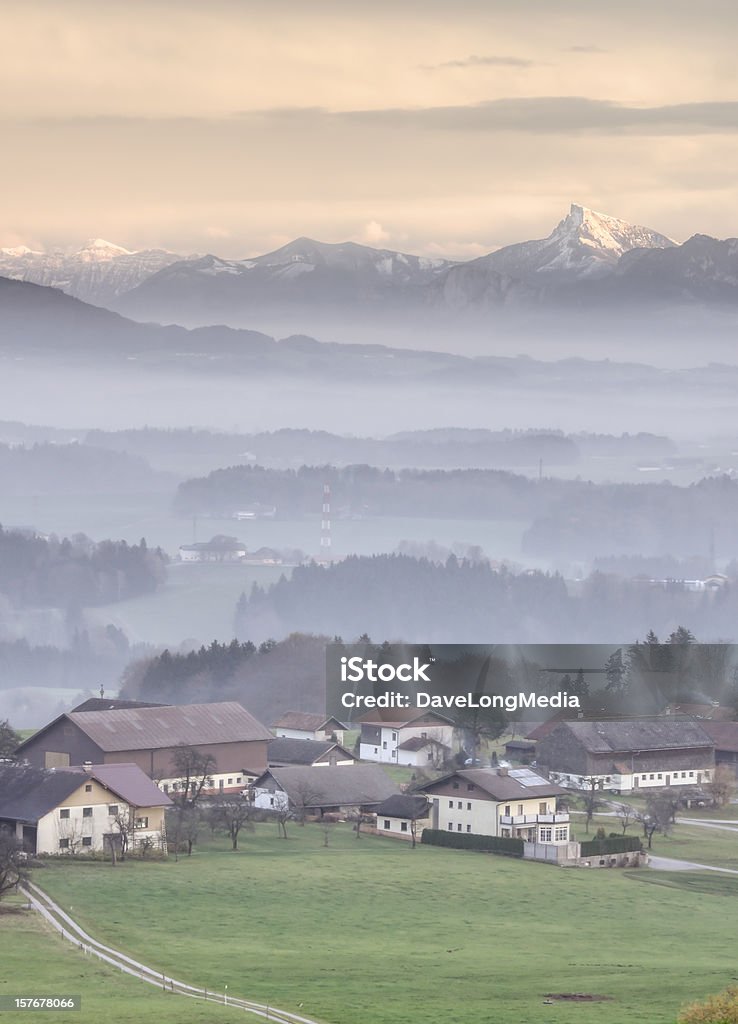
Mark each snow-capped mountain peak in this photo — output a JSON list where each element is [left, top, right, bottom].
[[73, 238, 134, 260], [470, 202, 677, 282]]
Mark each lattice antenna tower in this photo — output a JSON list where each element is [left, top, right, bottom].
[[320, 482, 332, 558]]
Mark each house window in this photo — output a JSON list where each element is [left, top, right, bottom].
[[457, 801, 462, 809], [162, 784, 169, 793], [467, 784, 474, 791], [448, 823, 453, 831], [540, 827, 553, 842], [400, 822, 408, 832], [449, 800, 453, 808], [650, 774, 655, 780], [270, 797, 275, 807], [517, 805, 523, 816], [236, 777, 242, 784], [657, 774, 663, 780], [82, 807, 92, 817], [466, 825, 472, 833], [641, 775, 647, 780], [452, 782, 459, 790], [384, 820, 391, 829], [134, 817, 149, 829], [467, 802, 472, 810], [228, 778, 233, 785], [382, 742, 387, 749], [108, 805, 118, 817], [605, 777, 611, 784], [391, 732, 397, 741], [59, 838, 70, 849], [689, 772, 694, 777], [504, 805, 511, 816], [555, 827, 568, 841], [373, 748, 378, 754], [457, 824, 462, 832], [539, 802, 547, 813], [82, 837, 92, 847], [59, 808, 70, 819], [85, 784, 93, 792]]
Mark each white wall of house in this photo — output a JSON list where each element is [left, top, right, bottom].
[[252, 787, 290, 811], [431, 793, 569, 844], [275, 728, 318, 740], [36, 801, 164, 855], [361, 724, 455, 764], [376, 815, 430, 840], [158, 769, 250, 796], [551, 766, 713, 793]]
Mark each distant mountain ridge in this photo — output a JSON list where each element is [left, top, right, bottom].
[[4, 206, 738, 325], [0, 238, 188, 305]]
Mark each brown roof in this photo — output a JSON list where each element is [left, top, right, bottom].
[[550, 719, 714, 754], [701, 721, 738, 753], [267, 738, 355, 765], [359, 711, 454, 728], [82, 763, 172, 808], [397, 736, 451, 752], [253, 764, 399, 808], [418, 767, 566, 801], [272, 711, 345, 732], [65, 702, 272, 752]]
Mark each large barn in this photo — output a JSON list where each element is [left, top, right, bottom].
[[14, 701, 273, 792], [536, 719, 715, 793]]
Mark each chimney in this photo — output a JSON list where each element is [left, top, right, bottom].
[[497, 767, 509, 777], [83, 761, 93, 772]]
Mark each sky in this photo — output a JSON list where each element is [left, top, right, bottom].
[[2, 0, 738, 259]]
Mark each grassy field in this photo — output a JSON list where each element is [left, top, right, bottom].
[[32, 824, 738, 1024], [0, 903, 234, 1024], [571, 810, 738, 870]]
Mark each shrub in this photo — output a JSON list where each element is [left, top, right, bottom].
[[679, 985, 738, 1023], [421, 829, 523, 857]]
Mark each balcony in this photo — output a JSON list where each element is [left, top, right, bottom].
[[500, 813, 569, 826]]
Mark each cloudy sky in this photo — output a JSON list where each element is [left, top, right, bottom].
[[3, 0, 738, 258]]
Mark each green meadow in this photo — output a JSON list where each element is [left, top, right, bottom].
[[31, 824, 738, 1024], [0, 903, 233, 1024]]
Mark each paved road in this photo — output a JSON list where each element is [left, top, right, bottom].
[[22, 881, 326, 1024], [648, 855, 738, 875]]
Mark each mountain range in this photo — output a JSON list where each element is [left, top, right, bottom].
[[2, 206, 738, 328]]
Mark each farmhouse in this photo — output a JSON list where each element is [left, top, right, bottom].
[[271, 711, 347, 744], [417, 767, 570, 845], [376, 793, 431, 841], [267, 737, 357, 768], [0, 761, 171, 856], [251, 764, 398, 815], [537, 719, 715, 793], [14, 701, 273, 793], [359, 711, 455, 764]]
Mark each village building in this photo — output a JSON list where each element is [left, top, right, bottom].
[[416, 766, 570, 845], [0, 761, 171, 856], [14, 701, 273, 794], [358, 711, 455, 764], [251, 764, 398, 815], [267, 737, 357, 768], [375, 793, 431, 841], [271, 711, 347, 744], [178, 536, 247, 562], [536, 719, 715, 793]]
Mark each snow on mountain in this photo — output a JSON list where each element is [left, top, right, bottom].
[[0, 240, 187, 305], [468, 204, 677, 282]]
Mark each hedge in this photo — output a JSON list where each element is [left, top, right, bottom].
[[421, 828, 524, 857], [580, 835, 642, 856]]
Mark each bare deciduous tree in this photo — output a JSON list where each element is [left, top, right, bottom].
[[0, 829, 29, 900], [207, 797, 254, 851]]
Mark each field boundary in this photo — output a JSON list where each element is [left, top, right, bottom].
[[21, 880, 327, 1024]]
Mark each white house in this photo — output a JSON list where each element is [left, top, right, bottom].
[[417, 766, 571, 845], [358, 711, 455, 764]]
